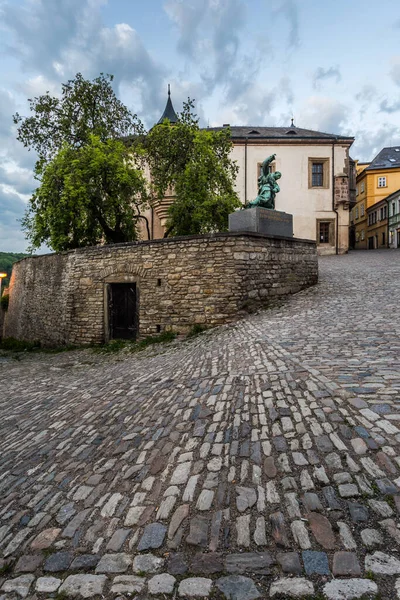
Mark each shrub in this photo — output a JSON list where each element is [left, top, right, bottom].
[[0, 337, 41, 351], [0, 294, 9, 311], [187, 323, 207, 338]]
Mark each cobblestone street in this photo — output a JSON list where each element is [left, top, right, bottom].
[[1, 249, 400, 599]]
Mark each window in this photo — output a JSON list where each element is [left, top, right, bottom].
[[355, 207, 359, 219], [258, 161, 275, 177], [316, 219, 334, 245], [378, 176, 387, 187], [360, 204, 365, 217], [393, 202, 397, 216], [361, 230, 365, 241], [361, 181, 365, 193], [312, 163, 324, 186], [319, 222, 330, 243], [309, 158, 329, 188], [356, 186, 359, 196]]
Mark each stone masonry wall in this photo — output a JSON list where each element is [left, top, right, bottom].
[[4, 253, 70, 346], [4, 233, 317, 346]]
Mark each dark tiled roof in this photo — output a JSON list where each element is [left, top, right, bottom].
[[157, 90, 178, 125], [206, 125, 354, 142], [384, 187, 400, 202], [365, 147, 400, 170]]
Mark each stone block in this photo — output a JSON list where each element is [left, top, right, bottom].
[[229, 207, 293, 238]]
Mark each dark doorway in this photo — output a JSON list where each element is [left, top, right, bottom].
[[108, 283, 138, 340], [368, 237, 374, 250]]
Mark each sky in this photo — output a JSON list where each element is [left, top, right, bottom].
[[1, 0, 400, 252]]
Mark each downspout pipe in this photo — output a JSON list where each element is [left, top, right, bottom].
[[244, 137, 248, 205], [332, 143, 339, 255]]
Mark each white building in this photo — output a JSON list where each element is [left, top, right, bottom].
[[209, 124, 354, 255], [148, 94, 355, 255]]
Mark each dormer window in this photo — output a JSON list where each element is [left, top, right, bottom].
[[286, 130, 297, 135], [248, 130, 260, 134]]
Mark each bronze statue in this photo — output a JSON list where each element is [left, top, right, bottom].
[[246, 154, 281, 210]]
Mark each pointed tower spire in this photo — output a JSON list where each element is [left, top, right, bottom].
[[157, 84, 178, 125], [290, 116, 295, 127]]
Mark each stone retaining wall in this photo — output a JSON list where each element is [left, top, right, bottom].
[[4, 233, 317, 346]]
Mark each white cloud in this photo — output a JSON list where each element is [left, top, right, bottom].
[[312, 66, 341, 90], [300, 96, 348, 134], [351, 124, 400, 162], [390, 57, 400, 86], [271, 0, 300, 48]]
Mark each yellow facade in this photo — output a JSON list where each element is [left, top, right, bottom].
[[352, 162, 400, 249]]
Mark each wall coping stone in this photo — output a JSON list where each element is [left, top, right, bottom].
[[12, 232, 316, 267]]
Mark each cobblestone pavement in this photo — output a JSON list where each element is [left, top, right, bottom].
[[1, 249, 400, 599]]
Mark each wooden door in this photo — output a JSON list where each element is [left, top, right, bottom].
[[108, 283, 137, 340]]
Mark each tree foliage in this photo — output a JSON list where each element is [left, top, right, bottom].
[[15, 73, 148, 251], [23, 136, 148, 251], [13, 73, 144, 163], [145, 99, 240, 237]]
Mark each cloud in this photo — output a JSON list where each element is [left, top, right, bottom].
[[312, 66, 341, 89], [0, 185, 28, 252], [215, 76, 294, 126], [165, 0, 250, 103], [351, 124, 400, 162], [0, 89, 16, 142], [1, 0, 104, 77], [272, 0, 300, 48], [164, 0, 206, 58], [379, 98, 400, 114], [300, 96, 348, 134], [390, 57, 400, 86], [2, 0, 164, 121], [355, 84, 377, 103]]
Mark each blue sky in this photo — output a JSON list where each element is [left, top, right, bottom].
[[1, 0, 400, 252]]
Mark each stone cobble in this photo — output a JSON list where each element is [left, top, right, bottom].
[[0, 249, 399, 599]]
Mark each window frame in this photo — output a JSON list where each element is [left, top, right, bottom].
[[308, 158, 330, 189], [316, 218, 335, 246], [257, 161, 275, 178], [377, 176, 387, 188]]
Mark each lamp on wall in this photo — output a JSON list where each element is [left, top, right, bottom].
[[0, 273, 7, 299]]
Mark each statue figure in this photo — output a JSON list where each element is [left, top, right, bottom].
[[246, 154, 281, 210]]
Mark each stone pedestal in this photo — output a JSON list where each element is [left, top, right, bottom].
[[229, 207, 293, 238]]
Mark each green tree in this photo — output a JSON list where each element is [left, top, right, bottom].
[[13, 73, 144, 162], [0, 253, 29, 289], [14, 73, 148, 250], [23, 135, 148, 251], [145, 100, 240, 237]]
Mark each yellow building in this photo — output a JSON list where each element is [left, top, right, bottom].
[[352, 147, 400, 249]]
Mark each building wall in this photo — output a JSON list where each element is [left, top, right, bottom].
[[145, 140, 352, 256], [4, 253, 71, 346], [229, 142, 350, 254], [354, 167, 400, 249], [388, 192, 400, 248], [4, 234, 317, 347]]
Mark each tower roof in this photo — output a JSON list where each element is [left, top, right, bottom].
[[157, 85, 178, 125]]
